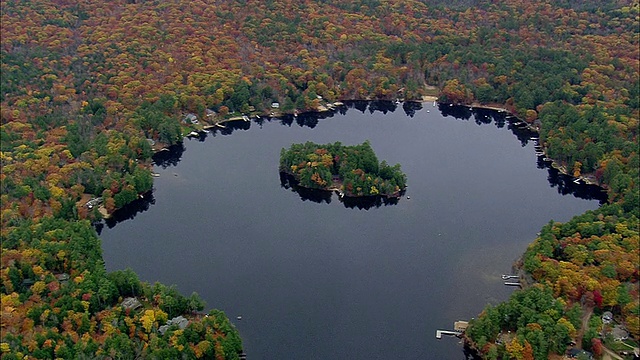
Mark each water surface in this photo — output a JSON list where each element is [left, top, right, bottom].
[[100, 102, 603, 359]]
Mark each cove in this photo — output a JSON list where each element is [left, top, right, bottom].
[[99, 102, 604, 359]]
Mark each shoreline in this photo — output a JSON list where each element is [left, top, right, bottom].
[[152, 98, 604, 190], [152, 98, 603, 191], [280, 170, 405, 200]]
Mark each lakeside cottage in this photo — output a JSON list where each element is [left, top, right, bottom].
[[183, 113, 198, 124], [568, 348, 593, 359], [159, 316, 189, 335], [611, 325, 629, 341], [120, 297, 142, 311]]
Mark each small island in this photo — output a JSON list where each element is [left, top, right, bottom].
[[279, 141, 407, 198]]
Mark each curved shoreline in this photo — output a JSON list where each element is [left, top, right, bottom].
[[154, 98, 603, 192]]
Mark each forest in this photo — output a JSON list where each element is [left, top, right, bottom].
[[279, 141, 407, 197], [0, 0, 638, 358]]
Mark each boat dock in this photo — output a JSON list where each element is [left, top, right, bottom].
[[436, 330, 459, 339], [436, 320, 468, 339], [501, 274, 518, 280]]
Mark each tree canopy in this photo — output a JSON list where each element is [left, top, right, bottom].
[[1, 0, 638, 358], [280, 141, 407, 197]]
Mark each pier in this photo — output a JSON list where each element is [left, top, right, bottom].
[[501, 274, 518, 280], [435, 330, 459, 339], [436, 320, 468, 339]]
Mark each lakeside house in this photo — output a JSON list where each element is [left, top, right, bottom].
[[85, 197, 103, 209], [159, 316, 189, 335], [568, 348, 593, 359], [183, 113, 199, 124], [611, 325, 629, 341], [454, 321, 469, 333], [121, 297, 143, 311]]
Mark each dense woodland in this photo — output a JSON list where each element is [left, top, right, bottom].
[[280, 141, 407, 197], [0, 0, 638, 358]]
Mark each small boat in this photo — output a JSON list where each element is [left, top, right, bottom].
[[236, 316, 242, 320]]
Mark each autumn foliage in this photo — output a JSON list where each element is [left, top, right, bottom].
[[1, 0, 638, 358]]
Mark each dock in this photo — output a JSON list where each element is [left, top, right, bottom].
[[436, 330, 459, 339], [436, 320, 468, 339], [501, 274, 518, 280]]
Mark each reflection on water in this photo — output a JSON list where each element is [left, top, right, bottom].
[[279, 172, 402, 210], [95, 191, 155, 235], [279, 172, 333, 205], [152, 143, 185, 168], [100, 101, 607, 228], [402, 101, 423, 117]]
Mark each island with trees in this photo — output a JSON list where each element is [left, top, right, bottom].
[[280, 141, 407, 198]]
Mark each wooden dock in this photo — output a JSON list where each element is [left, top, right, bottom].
[[436, 320, 468, 339], [435, 330, 459, 339]]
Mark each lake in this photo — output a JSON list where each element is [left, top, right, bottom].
[[99, 102, 604, 359]]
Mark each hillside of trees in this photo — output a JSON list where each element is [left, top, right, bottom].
[[1, 0, 637, 358], [280, 141, 407, 197]]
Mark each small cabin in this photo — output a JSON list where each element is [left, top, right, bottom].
[[568, 348, 593, 359], [454, 321, 469, 333], [121, 297, 143, 311], [183, 113, 199, 124]]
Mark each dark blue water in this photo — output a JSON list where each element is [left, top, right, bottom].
[[100, 102, 603, 359]]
